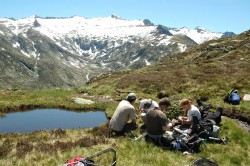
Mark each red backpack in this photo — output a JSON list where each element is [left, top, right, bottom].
[[65, 156, 84, 166], [64, 156, 95, 166]]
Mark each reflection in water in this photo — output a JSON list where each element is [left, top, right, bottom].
[[0, 109, 107, 133]]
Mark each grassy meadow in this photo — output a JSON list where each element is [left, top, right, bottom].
[[0, 88, 249, 166]]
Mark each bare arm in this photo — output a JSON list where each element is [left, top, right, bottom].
[[178, 116, 187, 122], [178, 116, 192, 125], [181, 120, 192, 125]]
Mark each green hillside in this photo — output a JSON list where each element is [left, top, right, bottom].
[[86, 30, 250, 118]]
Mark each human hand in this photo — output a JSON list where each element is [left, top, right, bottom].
[[177, 116, 182, 123]]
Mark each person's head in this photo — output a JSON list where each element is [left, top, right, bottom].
[[126, 92, 137, 103], [179, 98, 192, 111], [159, 97, 171, 111], [140, 99, 158, 112], [142, 99, 152, 109]]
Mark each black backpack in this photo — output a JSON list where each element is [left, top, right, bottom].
[[190, 116, 221, 139], [192, 157, 218, 166], [203, 107, 223, 125], [197, 99, 223, 125], [172, 133, 203, 153]]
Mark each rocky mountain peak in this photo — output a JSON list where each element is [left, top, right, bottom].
[[0, 15, 236, 89], [111, 14, 122, 19]]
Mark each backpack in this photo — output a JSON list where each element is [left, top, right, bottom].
[[63, 157, 95, 166], [172, 133, 203, 153], [197, 99, 223, 125], [230, 92, 240, 105], [209, 125, 220, 138], [197, 99, 212, 119], [190, 115, 220, 139], [60, 148, 116, 166], [203, 107, 223, 125], [192, 157, 218, 166], [65, 157, 84, 166], [224, 89, 240, 105]]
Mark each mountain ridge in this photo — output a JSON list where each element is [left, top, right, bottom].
[[0, 15, 236, 89]]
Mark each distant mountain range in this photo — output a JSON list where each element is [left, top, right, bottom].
[[0, 15, 236, 89]]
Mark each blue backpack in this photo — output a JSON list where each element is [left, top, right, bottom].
[[229, 91, 240, 105]]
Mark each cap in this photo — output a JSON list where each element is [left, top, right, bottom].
[[126, 93, 137, 100], [140, 99, 159, 112], [143, 99, 153, 109]]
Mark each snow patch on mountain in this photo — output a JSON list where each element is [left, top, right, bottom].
[[145, 59, 151, 66], [158, 37, 172, 46], [13, 42, 20, 48], [24, 16, 156, 41], [170, 27, 223, 44], [178, 43, 187, 52]]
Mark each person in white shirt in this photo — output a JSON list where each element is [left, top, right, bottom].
[[178, 98, 201, 126], [139, 99, 159, 125]]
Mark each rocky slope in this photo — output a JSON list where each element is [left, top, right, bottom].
[[0, 15, 235, 89]]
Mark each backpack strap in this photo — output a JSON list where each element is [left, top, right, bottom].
[[229, 89, 238, 95]]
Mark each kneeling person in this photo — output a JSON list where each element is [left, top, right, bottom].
[[146, 98, 172, 143], [139, 99, 159, 127], [109, 93, 138, 136]]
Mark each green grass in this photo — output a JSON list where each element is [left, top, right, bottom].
[[0, 88, 249, 165], [0, 117, 249, 165], [0, 89, 113, 115]]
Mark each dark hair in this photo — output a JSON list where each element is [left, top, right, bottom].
[[159, 97, 171, 107]]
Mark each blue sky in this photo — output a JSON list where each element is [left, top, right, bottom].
[[1, 0, 249, 34]]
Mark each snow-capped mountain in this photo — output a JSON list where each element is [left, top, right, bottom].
[[169, 26, 222, 44], [0, 15, 235, 88]]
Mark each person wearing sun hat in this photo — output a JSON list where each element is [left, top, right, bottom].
[[139, 98, 159, 128], [109, 92, 138, 136]]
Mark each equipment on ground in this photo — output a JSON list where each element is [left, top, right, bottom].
[[60, 147, 116, 166]]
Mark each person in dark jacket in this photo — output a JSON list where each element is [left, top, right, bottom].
[[146, 98, 172, 137]]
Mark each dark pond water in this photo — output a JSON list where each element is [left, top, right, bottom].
[[0, 109, 107, 133]]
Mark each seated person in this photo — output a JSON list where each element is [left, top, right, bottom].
[[146, 98, 173, 142], [178, 98, 201, 130], [139, 99, 159, 128], [109, 92, 138, 136]]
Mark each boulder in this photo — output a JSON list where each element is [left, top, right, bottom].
[[72, 98, 94, 105]]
